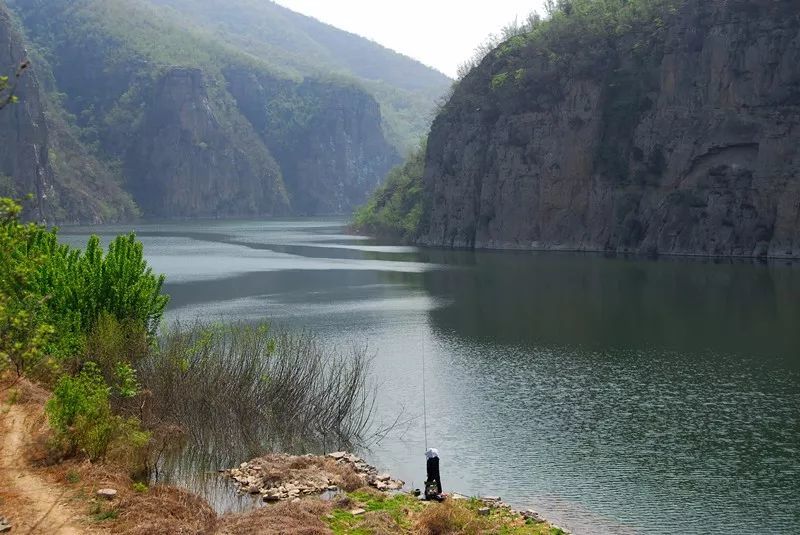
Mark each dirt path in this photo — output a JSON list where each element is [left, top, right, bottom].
[[0, 403, 84, 534]]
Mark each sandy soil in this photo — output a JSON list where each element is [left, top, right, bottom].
[[0, 402, 85, 534]]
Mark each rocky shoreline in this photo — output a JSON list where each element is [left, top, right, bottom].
[[224, 451, 570, 534], [224, 451, 404, 501]]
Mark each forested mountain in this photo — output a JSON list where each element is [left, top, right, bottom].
[[0, 0, 448, 222], [148, 0, 451, 152], [357, 0, 800, 258]]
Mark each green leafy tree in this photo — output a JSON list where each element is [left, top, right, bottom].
[[0, 198, 56, 377]]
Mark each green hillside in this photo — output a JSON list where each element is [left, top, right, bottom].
[[5, 0, 401, 220], [146, 0, 452, 152]]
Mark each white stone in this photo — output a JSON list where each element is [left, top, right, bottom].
[[350, 508, 366, 516], [96, 488, 117, 499]]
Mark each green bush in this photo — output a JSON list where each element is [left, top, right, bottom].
[[28, 233, 169, 340], [46, 362, 149, 461], [46, 362, 116, 459], [1, 196, 163, 474]]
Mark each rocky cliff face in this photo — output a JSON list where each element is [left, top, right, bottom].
[[0, 6, 135, 224], [227, 71, 399, 215], [4, 0, 401, 221], [0, 7, 52, 220], [421, 0, 800, 257], [126, 67, 288, 218]]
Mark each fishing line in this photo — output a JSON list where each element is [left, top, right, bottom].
[[422, 334, 428, 451]]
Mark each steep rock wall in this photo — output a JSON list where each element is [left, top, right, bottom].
[[0, 6, 51, 220], [421, 0, 800, 258], [126, 67, 288, 218], [227, 69, 399, 215]]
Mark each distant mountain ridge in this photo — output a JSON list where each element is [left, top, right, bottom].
[[146, 0, 452, 152], [0, 0, 448, 222]]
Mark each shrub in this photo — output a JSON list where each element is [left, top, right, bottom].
[[28, 233, 169, 342], [46, 362, 116, 459], [85, 311, 149, 399], [45, 362, 150, 462], [139, 322, 377, 477]]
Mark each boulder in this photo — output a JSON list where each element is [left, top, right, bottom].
[[477, 507, 491, 517], [96, 488, 118, 500]]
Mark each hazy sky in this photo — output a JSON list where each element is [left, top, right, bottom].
[[274, 1, 548, 78]]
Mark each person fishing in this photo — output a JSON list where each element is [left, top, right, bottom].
[[425, 447, 443, 500]]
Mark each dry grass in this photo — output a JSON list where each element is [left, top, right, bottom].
[[414, 501, 489, 535], [218, 500, 332, 535], [360, 510, 402, 535], [43, 460, 216, 534], [1, 375, 50, 407], [113, 487, 217, 535]]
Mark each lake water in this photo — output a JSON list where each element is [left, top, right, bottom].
[[60, 219, 800, 534]]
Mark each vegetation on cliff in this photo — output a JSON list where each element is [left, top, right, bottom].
[[352, 143, 426, 242], [146, 0, 451, 153], [354, 0, 682, 243], [358, 0, 799, 258]]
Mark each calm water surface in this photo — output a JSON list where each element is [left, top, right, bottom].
[[60, 219, 800, 534]]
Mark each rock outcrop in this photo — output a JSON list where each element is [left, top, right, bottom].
[[0, 5, 136, 224], [420, 0, 800, 258], [0, 7, 52, 221], [126, 67, 288, 218], [227, 70, 399, 215]]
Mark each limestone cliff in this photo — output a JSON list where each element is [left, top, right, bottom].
[[227, 70, 399, 215], [0, 6, 51, 220], [5, 0, 403, 220], [126, 67, 288, 218], [420, 0, 800, 258], [0, 5, 136, 224]]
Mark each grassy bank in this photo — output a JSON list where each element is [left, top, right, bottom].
[[326, 489, 566, 535]]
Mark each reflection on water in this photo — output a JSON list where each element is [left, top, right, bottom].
[[60, 220, 800, 534]]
